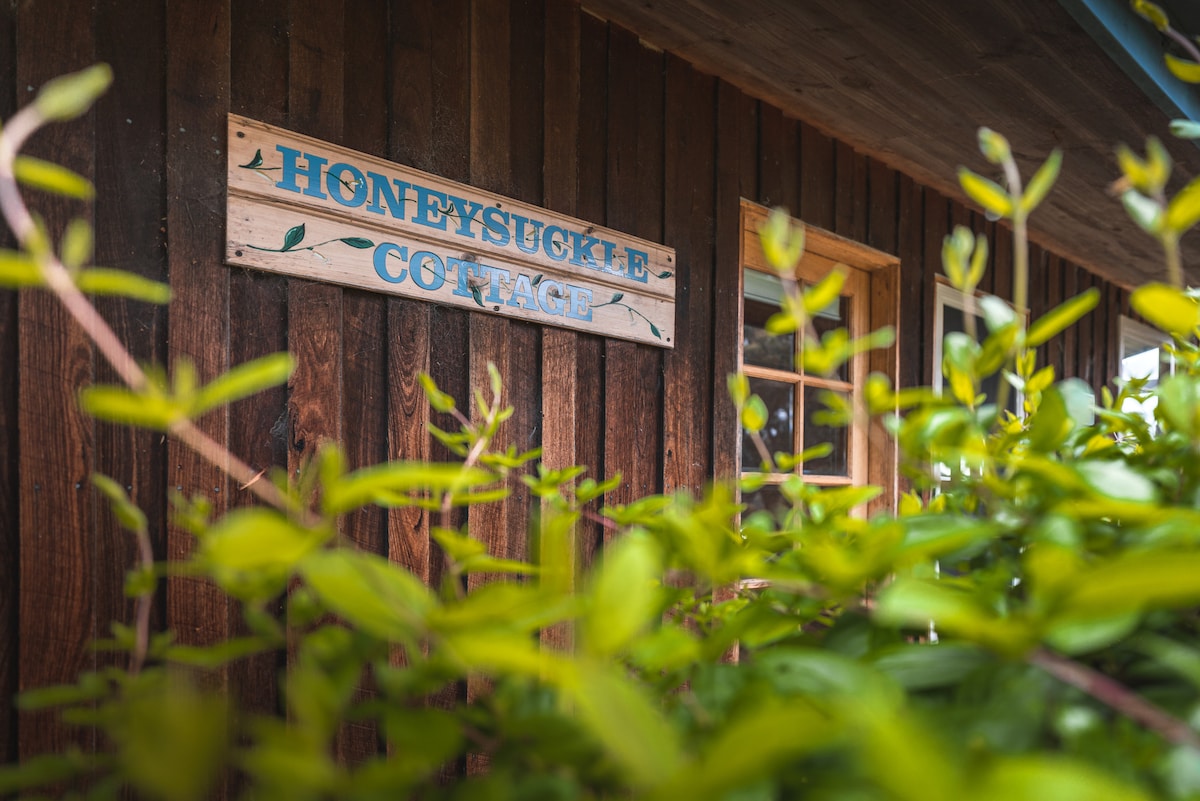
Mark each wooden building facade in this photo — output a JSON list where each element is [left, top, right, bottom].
[[0, 0, 1180, 765]]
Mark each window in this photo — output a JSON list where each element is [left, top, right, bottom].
[[738, 201, 901, 516], [1118, 315, 1172, 433], [931, 280, 1021, 416]]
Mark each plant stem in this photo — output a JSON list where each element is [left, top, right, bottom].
[[1030, 647, 1200, 751], [0, 105, 297, 518]]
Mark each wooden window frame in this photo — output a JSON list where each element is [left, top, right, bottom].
[[738, 200, 901, 514]]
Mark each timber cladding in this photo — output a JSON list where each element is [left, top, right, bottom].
[[0, 0, 1128, 779]]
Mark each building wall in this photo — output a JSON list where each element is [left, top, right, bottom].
[[0, 0, 1130, 767]]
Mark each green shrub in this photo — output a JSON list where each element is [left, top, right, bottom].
[[3, 56, 1200, 800]]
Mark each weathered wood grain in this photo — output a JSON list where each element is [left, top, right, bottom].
[[662, 55, 715, 493], [0, 0, 17, 765], [16, 0, 98, 764]]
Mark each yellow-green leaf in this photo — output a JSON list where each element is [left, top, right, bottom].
[[1132, 0, 1170, 31], [13, 156, 94, 200], [1019, 149, 1062, 214], [1131, 282, 1199, 337], [34, 63, 113, 122], [802, 267, 846, 316], [191, 352, 294, 416], [75, 268, 171, 304], [958, 168, 1014, 218], [0, 249, 43, 288], [1165, 53, 1200, 83], [1026, 288, 1099, 347], [1166, 174, 1200, 232]]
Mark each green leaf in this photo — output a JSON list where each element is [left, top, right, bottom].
[[76, 268, 172, 303], [1166, 173, 1200, 233], [1165, 53, 1200, 83], [742, 395, 768, 432], [79, 385, 182, 429], [1026, 288, 1098, 347], [281, 223, 306, 251], [977, 127, 1012, 164], [418, 372, 456, 413], [1075, 459, 1159, 503], [582, 534, 661, 657], [191, 352, 295, 416], [165, 636, 271, 668], [802, 267, 846, 316], [0, 249, 43, 287], [649, 322, 661, 339], [0, 750, 87, 794], [34, 63, 113, 121], [201, 508, 328, 574], [59, 218, 93, 270], [958, 168, 1014, 218], [976, 756, 1153, 801], [92, 474, 147, 534], [870, 643, 990, 690], [758, 208, 805, 271], [1120, 189, 1163, 234], [565, 662, 683, 788], [1130, 282, 1198, 337], [14, 156, 94, 199], [1019, 149, 1062, 214], [326, 462, 495, 515], [610, 292, 624, 303], [338, 236, 374, 248], [300, 549, 433, 640], [1132, 0, 1170, 31], [1170, 119, 1200, 139], [657, 270, 672, 279]]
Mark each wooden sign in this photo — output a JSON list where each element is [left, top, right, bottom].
[[226, 115, 676, 347]]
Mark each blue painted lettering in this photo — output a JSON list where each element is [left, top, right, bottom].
[[275, 146, 328, 199], [543, 226, 569, 262], [326, 162, 366, 207], [447, 196, 484, 238], [481, 207, 510, 247], [366, 172, 410, 218], [566, 286, 592, 321], [537, 279, 566, 316], [409, 251, 446, 290], [413, 186, 449, 230], [373, 243, 408, 284], [569, 231, 600, 269], [507, 274, 538, 310], [512, 215, 544, 255], [447, 257, 476, 299], [626, 247, 649, 282]]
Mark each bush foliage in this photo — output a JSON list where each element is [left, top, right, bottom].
[[6, 28, 1200, 799]]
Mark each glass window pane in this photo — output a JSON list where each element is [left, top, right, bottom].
[[809, 293, 851, 381], [802, 386, 848, 476], [744, 297, 795, 371], [742, 377, 794, 471], [742, 482, 787, 518]]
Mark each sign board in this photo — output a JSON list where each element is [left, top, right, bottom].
[[225, 115, 676, 347]]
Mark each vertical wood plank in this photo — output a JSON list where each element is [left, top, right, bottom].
[[993, 222, 1013, 305], [1105, 279, 1121, 392], [93, 0, 168, 694], [866, 159, 899, 513], [1028, 245, 1049, 370], [662, 56, 716, 493], [712, 80, 750, 485], [334, 0, 391, 765], [799, 122, 835, 231], [757, 103, 784, 208], [287, 0, 345, 477], [574, 10, 608, 571], [779, 118, 800, 216], [605, 29, 663, 512], [1045, 255, 1064, 379], [1076, 268, 1095, 390], [0, 0, 17, 763], [1062, 260, 1079, 379], [228, 0, 290, 730], [835, 142, 868, 242], [922, 192, 949, 385], [896, 175, 923, 392], [539, 0, 581, 651], [16, 0, 97, 762]]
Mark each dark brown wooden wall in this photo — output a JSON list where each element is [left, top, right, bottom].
[[0, 0, 1130, 767]]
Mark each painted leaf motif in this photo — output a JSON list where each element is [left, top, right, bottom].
[[657, 270, 672, 279], [281, 224, 305, 252], [469, 284, 485, 308], [531, 274, 543, 287], [649, 323, 661, 339], [239, 149, 264, 169], [338, 237, 374, 249]]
